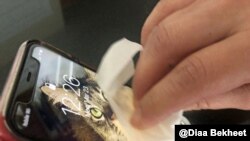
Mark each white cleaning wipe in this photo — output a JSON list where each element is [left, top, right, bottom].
[[96, 38, 183, 141]]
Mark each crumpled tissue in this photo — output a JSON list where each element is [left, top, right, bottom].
[[96, 38, 183, 141]]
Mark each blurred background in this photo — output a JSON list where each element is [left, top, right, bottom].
[[0, 0, 249, 125]]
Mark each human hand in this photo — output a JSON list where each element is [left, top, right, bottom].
[[131, 0, 250, 129]]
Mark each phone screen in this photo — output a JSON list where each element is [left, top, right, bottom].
[[19, 45, 127, 141]]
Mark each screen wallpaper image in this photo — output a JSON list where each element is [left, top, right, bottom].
[[32, 46, 127, 141]]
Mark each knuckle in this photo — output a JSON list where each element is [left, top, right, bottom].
[[195, 98, 211, 110], [174, 56, 207, 88], [158, 22, 181, 47], [148, 23, 181, 57]]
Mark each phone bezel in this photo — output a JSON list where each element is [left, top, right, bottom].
[[0, 40, 96, 140]]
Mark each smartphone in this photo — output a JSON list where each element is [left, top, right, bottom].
[[0, 40, 127, 141]]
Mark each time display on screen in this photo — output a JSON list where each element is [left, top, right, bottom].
[[42, 75, 104, 119]]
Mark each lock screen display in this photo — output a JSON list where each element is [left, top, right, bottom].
[[30, 46, 127, 141]]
